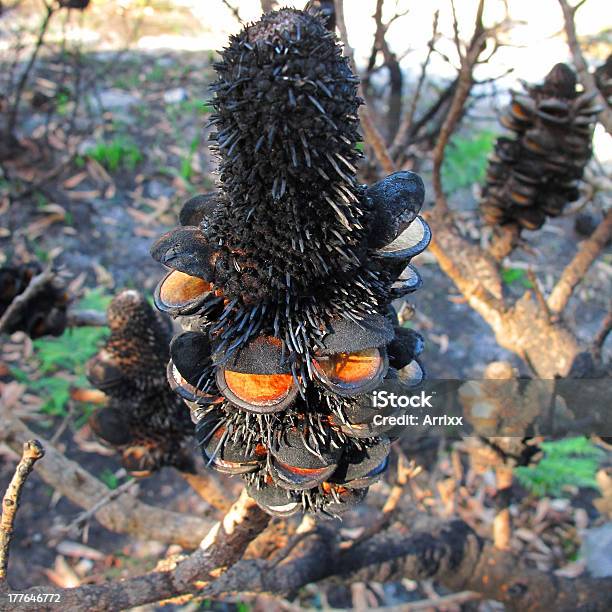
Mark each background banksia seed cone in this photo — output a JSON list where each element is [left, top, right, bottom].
[[0, 262, 68, 339], [151, 8, 430, 516], [480, 63, 601, 231], [87, 289, 195, 477]]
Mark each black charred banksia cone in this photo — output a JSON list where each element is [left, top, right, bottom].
[[151, 8, 430, 516], [87, 290, 195, 477], [480, 63, 600, 231], [0, 262, 68, 338]]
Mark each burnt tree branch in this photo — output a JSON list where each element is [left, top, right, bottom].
[[5, 518, 610, 611], [207, 520, 612, 611]]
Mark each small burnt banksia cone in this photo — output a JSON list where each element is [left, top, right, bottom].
[[87, 290, 195, 477], [151, 7, 430, 516], [480, 63, 600, 231], [0, 262, 68, 338]]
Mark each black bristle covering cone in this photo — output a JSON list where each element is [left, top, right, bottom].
[[150, 8, 431, 515], [87, 290, 195, 476], [480, 63, 599, 231]]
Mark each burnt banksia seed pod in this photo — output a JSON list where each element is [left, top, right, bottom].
[[480, 63, 600, 231], [87, 290, 195, 477], [0, 262, 68, 338], [151, 7, 430, 516]]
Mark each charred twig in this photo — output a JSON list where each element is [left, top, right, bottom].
[[4, 0, 56, 143], [390, 10, 439, 159], [7, 512, 612, 610], [0, 440, 45, 585], [222, 0, 243, 25], [0, 413, 214, 548], [209, 518, 612, 611], [558, 0, 612, 134], [366, 0, 404, 142], [396, 591, 481, 610], [547, 208, 612, 314]]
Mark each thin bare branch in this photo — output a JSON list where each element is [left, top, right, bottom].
[[390, 10, 439, 159], [4, 0, 56, 142], [547, 208, 612, 314], [558, 0, 612, 134], [449, 0, 463, 58], [432, 0, 487, 211], [221, 0, 243, 25], [52, 478, 139, 542], [0, 440, 44, 586], [334, 0, 395, 174]]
